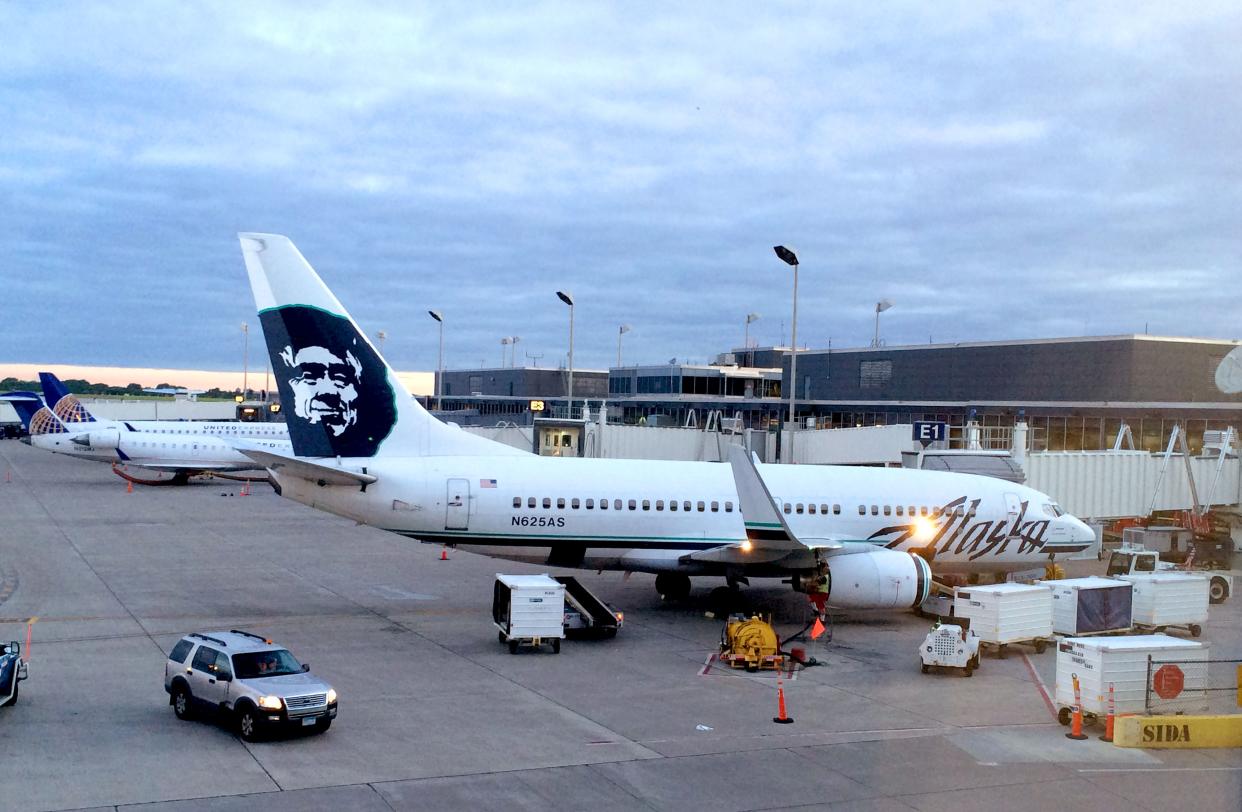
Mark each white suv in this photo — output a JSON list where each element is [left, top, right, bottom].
[[164, 630, 337, 741]]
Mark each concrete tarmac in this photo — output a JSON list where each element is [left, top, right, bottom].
[[0, 439, 1239, 811]]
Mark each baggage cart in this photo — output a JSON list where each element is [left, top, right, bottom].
[[1054, 635, 1208, 726], [954, 583, 1054, 657], [1040, 576, 1133, 636], [1118, 572, 1209, 637], [493, 574, 565, 654]]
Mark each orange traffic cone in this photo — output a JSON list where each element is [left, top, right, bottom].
[[1099, 682, 1116, 742], [1066, 673, 1088, 740], [4, 469, 11, 483], [440, 548, 449, 561], [126, 479, 134, 494], [773, 674, 794, 724]]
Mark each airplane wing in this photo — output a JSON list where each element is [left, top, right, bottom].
[[679, 446, 873, 566], [237, 448, 378, 486]]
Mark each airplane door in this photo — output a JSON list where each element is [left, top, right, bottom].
[[446, 478, 470, 530], [1004, 492, 1022, 524]]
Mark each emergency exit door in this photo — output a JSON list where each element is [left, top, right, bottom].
[[446, 478, 470, 530]]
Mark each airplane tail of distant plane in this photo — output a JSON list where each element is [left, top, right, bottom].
[[0, 392, 45, 430], [237, 233, 523, 460], [39, 372, 98, 426]]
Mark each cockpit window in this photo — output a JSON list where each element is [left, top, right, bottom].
[[1042, 503, 1065, 518]]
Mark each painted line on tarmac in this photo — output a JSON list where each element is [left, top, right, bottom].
[[1020, 652, 1058, 721], [1078, 767, 1242, 773]]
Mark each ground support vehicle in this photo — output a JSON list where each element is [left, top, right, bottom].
[[0, 641, 27, 707], [919, 622, 981, 677], [1107, 543, 1237, 606], [555, 576, 623, 639], [164, 630, 338, 741], [494, 574, 565, 654]]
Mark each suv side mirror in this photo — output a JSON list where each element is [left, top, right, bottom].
[[7, 641, 18, 656], [302, 663, 310, 672]]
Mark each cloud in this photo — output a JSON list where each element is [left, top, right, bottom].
[[1, 2, 1240, 374]]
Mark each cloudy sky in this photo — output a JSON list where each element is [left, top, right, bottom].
[[2, 2, 1241, 378]]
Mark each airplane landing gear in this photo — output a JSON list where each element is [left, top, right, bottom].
[[655, 573, 691, 602]]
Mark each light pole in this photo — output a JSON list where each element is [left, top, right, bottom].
[[241, 322, 249, 398], [617, 324, 631, 367], [428, 310, 444, 410], [745, 313, 760, 349], [872, 300, 893, 347], [556, 290, 575, 417], [501, 337, 511, 367], [510, 336, 521, 367], [773, 246, 799, 463], [376, 330, 388, 353]]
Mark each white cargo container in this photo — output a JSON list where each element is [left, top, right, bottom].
[[1118, 572, 1209, 636], [954, 583, 1054, 654], [1041, 576, 1133, 635], [1054, 635, 1208, 724], [493, 574, 565, 654]]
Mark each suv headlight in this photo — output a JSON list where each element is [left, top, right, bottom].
[[257, 695, 283, 710], [326, 688, 338, 704]]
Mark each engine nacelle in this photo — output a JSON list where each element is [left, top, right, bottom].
[[822, 548, 931, 609], [80, 429, 120, 449]]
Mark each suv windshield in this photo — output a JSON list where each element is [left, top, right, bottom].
[[232, 649, 303, 679]]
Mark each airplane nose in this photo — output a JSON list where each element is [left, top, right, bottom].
[[1069, 515, 1096, 543]]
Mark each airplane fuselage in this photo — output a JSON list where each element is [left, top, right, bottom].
[[272, 453, 1095, 577]]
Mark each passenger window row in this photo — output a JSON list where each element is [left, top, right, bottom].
[[512, 496, 734, 513]]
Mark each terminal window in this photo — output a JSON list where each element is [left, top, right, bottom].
[[859, 360, 892, 389]]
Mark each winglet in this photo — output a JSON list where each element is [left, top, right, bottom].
[[727, 445, 804, 551]]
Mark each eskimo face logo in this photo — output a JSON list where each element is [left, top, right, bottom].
[[280, 344, 362, 436], [260, 305, 397, 458]]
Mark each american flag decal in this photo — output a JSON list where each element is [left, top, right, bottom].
[[480, 478, 497, 488]]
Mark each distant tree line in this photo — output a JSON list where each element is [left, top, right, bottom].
[[0, 377, 242, 400]]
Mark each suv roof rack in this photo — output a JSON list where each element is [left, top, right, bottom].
[[189, 633, 228, 647], [229, 629, 273, 644]]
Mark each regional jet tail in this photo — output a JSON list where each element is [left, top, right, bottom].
[[237, 233, 1095, 611]]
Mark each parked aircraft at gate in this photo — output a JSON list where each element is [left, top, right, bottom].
[[5, 387, 290, 484], [233, 233, 1096, 609]]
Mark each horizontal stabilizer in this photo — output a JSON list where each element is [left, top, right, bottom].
[[238, 448, 377, 486]]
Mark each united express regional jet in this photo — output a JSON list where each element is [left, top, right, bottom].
[[10, 381, 290, 484], [235, 233, 1096, 610]]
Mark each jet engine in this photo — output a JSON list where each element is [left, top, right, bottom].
[[812, 548, 931, 609], [72, 429, 120, 449]]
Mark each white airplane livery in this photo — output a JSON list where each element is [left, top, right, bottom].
[[13, 392, 291, 483], [236, 233, 1096, 610]]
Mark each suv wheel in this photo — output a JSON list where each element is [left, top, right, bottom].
[[236, 705, 261, 742], [172, 685, 193, 720]]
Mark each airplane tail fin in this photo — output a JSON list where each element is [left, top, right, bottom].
[[238, 233, 522, 459], [0, 392, 44, 431], [39, 372, 97, 425]]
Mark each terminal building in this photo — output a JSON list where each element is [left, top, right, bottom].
[[780, 335, 1242, 453], [432, 335, 1242, 454]]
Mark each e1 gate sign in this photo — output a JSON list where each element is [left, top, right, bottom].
[[912, 421, 947, 447]]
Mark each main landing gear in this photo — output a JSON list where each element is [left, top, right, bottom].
[[655, 573, 748, 617], [655, 573, 691, 602]]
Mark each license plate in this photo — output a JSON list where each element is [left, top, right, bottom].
[[301, 717, 316, 727]]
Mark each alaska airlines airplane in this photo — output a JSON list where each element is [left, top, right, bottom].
[[235, 233, 1095, 610], [9, 392, 291, 484]]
